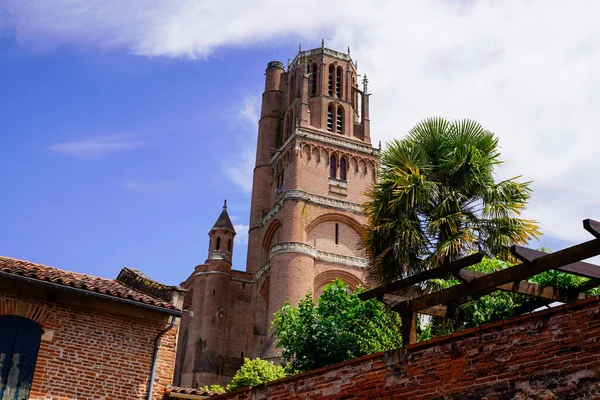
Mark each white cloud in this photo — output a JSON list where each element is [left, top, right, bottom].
[[8, 0, 600, 245], [233, 224, 249, 246], [48, 133, 144, 159], [222, 96, 261, 193]]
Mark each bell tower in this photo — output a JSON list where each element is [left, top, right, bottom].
[[246, 43, 380, 359]]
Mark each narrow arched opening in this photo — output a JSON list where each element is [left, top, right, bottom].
[[336, 66, 343, 98], [311, 63, 318, 96], [328, 64, 334, 96], [340, 157, 347, 182], [336, 106, 344, 134], [330, 154, 337, 179], [327, 104, 334, 132]]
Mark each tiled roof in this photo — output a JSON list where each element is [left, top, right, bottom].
[[211, 200, 235, 233], [0, 256, 179, 312], [165, 385, 215, 398]]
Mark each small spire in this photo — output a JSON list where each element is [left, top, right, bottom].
[[298, 43, 302, 52], [362, 74, 369, 93], [378, 140, 382, 150], [287, 58, 290, 70], [321, 38, 325, 49], [348, 46, 351, 55], [223, 199, 227, 209]]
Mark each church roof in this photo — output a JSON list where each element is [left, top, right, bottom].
[[211, 200, 235, 234]]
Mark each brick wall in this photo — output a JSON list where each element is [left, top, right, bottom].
[[0, 288, 178, 400], [215, 296, 600, 400]]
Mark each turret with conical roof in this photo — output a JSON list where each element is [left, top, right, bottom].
[[208, 200, 236, 265]]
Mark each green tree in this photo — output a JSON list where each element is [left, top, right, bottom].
[[271, 279, 402, 374], [225, 358, 285, 392], [362, 117, 540, 283]]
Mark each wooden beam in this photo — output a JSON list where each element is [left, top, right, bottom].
[[382, 294, 448, 318], [512, 246, 600, 279], [570, 279, 600, 295], [584, 219, 600, 239], [456, 269, 584, 302], [358, 253, 484, 301], [409, 238, 600, 313]]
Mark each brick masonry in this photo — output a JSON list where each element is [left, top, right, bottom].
[[175, 45, 379, 388], [213, 296, 600, 400], [0, 284, 178, 400]]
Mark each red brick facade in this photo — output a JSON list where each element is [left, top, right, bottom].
[[175, 45, 379, 388], [0, 259, 182, 400], [213, 296, 600, 399]]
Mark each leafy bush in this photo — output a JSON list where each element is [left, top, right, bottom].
[[226, 357, 285, 392], [271, 279, 402, 374], [198, 384, 226, 394]]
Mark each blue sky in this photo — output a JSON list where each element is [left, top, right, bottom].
[[1, 1, 599, 285], [0, 30, 288, 284]]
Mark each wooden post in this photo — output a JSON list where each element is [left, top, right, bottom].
[[399, 307, 417, 346]]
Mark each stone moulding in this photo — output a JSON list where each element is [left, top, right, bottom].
[[269, 242, 368, 269], [270, 128, 379, 165], [255, 262, 271, 280], [260, 189, 362, 228], [207, 252, 232, 262], [296, 129, 380, 156]]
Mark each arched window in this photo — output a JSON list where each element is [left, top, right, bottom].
[[0, 316, 43, 399], [336, 66, 343, 98], [330, 154, 337, 179], [327, 104, 334, 132], [340, 157, 347, 181], [227, 238, 232, 253], [328, 65, 334, 96], [336, 106, 344, 134], [311, 63, 318, 96], [216, 237, 221, 251]]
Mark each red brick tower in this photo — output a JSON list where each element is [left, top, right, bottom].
[[246, 43, 380, 359], [175, 201, 254, 387], [175, 45, 380, 388]]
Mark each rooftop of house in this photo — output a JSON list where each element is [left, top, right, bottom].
[[0, 256, 183, 315], [165, 385, 215, 399]]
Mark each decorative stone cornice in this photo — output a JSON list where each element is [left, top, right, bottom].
[[296, 129, 380, 157], [295, 47, 352, 63], [207, 252, 232, 263], [260, 190, 362, 228], [255, 262, 271, 280], [270, 128, 379, 165], [269, 242, 368, 269]]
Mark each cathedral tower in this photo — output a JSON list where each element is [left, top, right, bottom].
[[246, 43, 380, 358], [175, 44, 380, 388]]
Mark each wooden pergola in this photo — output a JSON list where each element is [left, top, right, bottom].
[[359, 219, 600, 345]]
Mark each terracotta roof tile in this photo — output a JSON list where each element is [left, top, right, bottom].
[[165, 385, 215, 397], [0, 256, 179, 312]]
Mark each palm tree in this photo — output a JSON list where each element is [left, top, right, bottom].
[[362, 117, 540, 284]]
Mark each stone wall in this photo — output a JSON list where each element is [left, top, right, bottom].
[[214, 296, 600, 400]]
